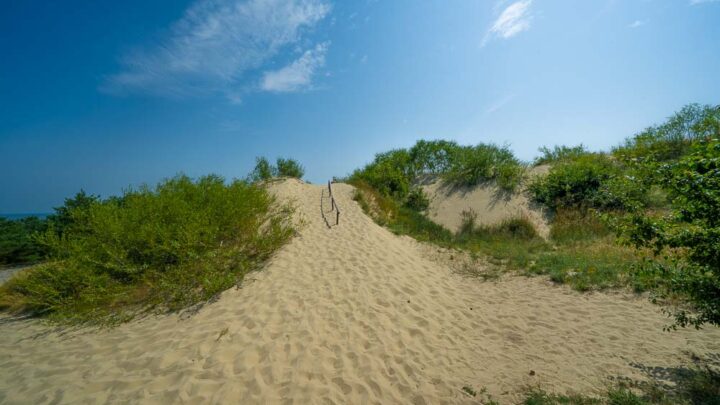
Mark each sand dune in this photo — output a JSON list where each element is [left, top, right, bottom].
[[421, 167, 551, 237], [1, 178, 718, 404]]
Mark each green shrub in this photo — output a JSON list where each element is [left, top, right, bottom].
[[535, 144, 590, 165], [459, 215, 539, 240], [350, 149, 414, 198], [276, 157, 305, 179], [444, 143, 524, 191], [612, 138, 720, 328], [404, 187, 430, 211], [408, 139, 461, 174], [47, 190, 99, 237], [528, 154, 644, 211], [249, 156, 277, 182], [0, 174, 294, 324], [613, 104, 719, 165]]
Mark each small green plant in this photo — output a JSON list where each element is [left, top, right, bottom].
[[462, 386, 477, 397], [404, 187, 430, 211]]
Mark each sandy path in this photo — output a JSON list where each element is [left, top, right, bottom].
[[0, 179, 718, 404]]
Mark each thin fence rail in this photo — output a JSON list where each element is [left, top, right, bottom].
[[321, 180, 340, 228]]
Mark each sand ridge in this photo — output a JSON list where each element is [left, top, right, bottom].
[[0, 178, 719, 404]]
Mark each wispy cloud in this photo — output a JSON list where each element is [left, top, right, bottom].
[[102, 0, 331, 101], [689, 0, 720, 4], [628, 20, 646, 28], [482, 0, 534, 47], [485, 94, 515, 114], [261, 42, 328, 92]]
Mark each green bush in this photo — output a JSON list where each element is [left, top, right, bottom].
[[612, 138, 720, 328], [48, 190, 99, 237], [249, 156, 305, 182], [613, 104, 719, 165], [0, 174, 294, 324], [404, 187, 430, 211], [249, 156, 276, 182], [444, 143, 524, 191], [408, 139, 461, 174], [350, 149, 414, 198], [276, 157, 305, 179], [528, 154, 644, 211], [535, 144, 590, 165]]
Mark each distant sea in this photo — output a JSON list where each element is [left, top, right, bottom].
[[0, 213, 52, 220]]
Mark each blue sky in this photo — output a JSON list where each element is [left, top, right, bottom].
[[1, 0, 719, 212]]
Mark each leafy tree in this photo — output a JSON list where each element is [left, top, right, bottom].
[[276, 158, 305, 179]]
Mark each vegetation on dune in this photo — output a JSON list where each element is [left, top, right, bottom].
[[611, 138, 720, 328], [0, 174, 295, 325], [0, 191, 99, 266], [349, 139, 527, 203], [534, 144, 590, 165], [521, 363, 720, 404], [528, 153, 647, 212], [0, 216, 48, 265], [249, 156, 305, 182], [443, 143, 525, 191], [350, 103, 720, 330]]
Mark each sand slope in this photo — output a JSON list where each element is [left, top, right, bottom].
[[421, 167, 551, 237], [1, 179, 718, 404]]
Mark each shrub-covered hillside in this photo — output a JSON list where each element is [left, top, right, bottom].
[[0, 173, 298, 325], [349, 103, 720, 329]]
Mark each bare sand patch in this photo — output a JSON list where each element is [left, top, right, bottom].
[[421, 166, 551, 238]]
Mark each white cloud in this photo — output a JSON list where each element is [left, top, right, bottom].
[[689, 0, 720, 4], [628, 20, 646, 28], [261, 42, 328, 92], [103, 0, 331, 100], [482, 0, 534, 46]]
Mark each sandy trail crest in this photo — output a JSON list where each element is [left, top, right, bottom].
[[1, 179, 719, 404]]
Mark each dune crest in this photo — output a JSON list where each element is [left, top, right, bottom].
[[0, 178, 718, 404]]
